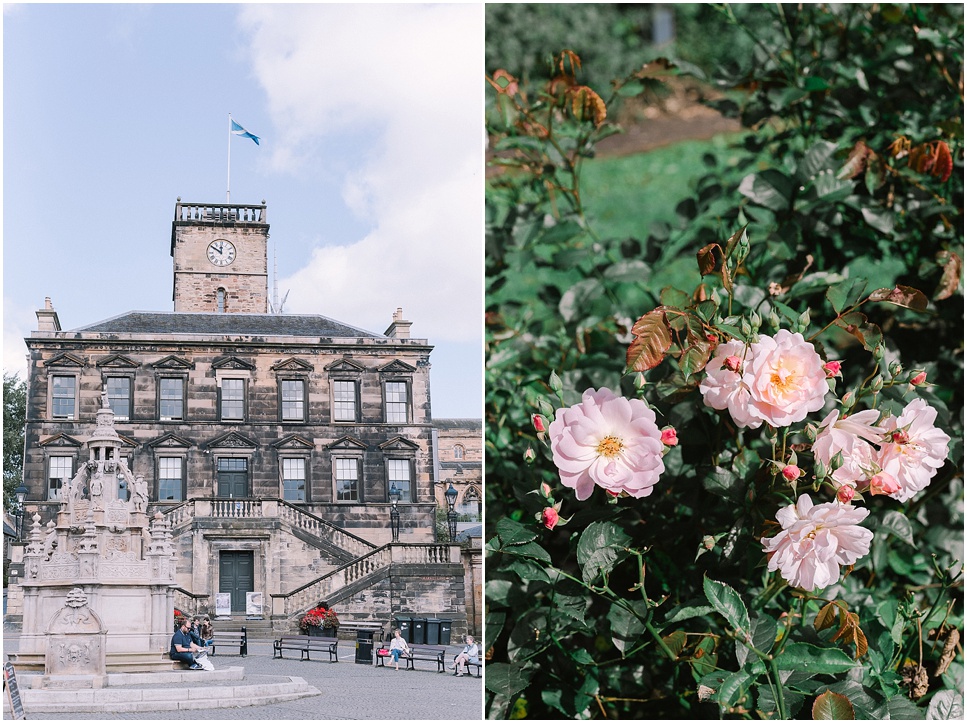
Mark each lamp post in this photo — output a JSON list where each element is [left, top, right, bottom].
[[445, 483, 458, 542], [389, 483, 401, 542], [14, 483, 28, 540]]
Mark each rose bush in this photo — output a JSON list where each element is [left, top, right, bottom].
[[485, 7, 963, 719]]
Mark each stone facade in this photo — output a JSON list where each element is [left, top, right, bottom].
[[12, 200, 475, 636], [433, 419, 482, 531]]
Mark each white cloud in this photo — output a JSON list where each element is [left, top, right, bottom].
[[238, 4, 483, 341], [3, 298, 35, 379]]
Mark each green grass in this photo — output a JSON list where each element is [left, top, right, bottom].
[[581, 133, 744, 240]]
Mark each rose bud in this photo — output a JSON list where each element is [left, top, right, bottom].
[[523, 447, 536, 464], [532, 414, 546, 432], [660, 427, 679, 447], [836, 485, 856, 504], [869, 472, 901, 497], [541, 506, 560, 530], [910, 371, 927, 386], [540, 482, 551, 497], [724, 355, 742, 373], [823, 361, 843, 378], [781, 464, 802, 482]]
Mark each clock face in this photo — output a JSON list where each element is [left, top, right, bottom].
[[207, 239, 237, 267]]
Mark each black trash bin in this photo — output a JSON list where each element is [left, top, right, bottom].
[[426, 618, 442, 645], [410, 617, 427, 645], [355, 629, 374, 664], [394, 616, 412, 643], [439, 619, 453, 646]]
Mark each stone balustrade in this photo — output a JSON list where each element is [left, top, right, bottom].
[[174, 200, 266, 224]]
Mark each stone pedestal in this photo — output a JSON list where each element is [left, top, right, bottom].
[[41, 588, 107, 689]]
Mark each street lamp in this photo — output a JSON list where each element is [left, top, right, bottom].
[[445, 483, 458, 542], [14, 484, 28, 540], [389, 483, 401, 542]]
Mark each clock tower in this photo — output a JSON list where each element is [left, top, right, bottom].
[[170, 199, 270, 313]]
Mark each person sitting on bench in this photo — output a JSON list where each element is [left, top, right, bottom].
[[452, 635, 479, 677], [388, 628, 411, 671]]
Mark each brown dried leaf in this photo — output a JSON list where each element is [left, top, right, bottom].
[[626, 308, 672, 372], [634, 57, 678, 79], [840, 141, 874, 180], [933, 141, 953, 182], [488, 69, 519, 96], [868, 285, 929, 311], [567, 86, 607, 128], [935, 251, 962, 301], [814, 601, 840, 632], [697, 243, 724, 277], [935, 628, 960, 676]]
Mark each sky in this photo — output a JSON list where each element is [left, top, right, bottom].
[[2, 3, 484, 419]]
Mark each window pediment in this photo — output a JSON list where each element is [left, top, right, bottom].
[[325, 358, 366, 374], [378, 436, 420, 452], [328, 435, 368, 451], [96, 354, 140, 369], [211, 356, 256, 371], [272, 434, 314, 450], [152, 355, 193, 370], [272, 357, 314, 373], [39, 433, 83, 448], [44, 352, 86, 368], [147, 433, 193, 449], [378, 360, 416, 374], [206, 431, 258, 449]]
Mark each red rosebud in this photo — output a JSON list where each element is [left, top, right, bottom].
[[541, 507, 560, 530], [532, 414, 546, 433], [836, 485, 855, 504], [724, 355, 742, 373], [781, 464, 802, 482], [660, 427, 679, 446], [910, 371, 927, 386], [823, 361, 843, 378]]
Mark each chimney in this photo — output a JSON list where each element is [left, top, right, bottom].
[[36, 297, 61, 332], [384, 307, 412, 339]]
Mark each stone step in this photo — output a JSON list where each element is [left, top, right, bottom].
[[4, 667, 321, 714]]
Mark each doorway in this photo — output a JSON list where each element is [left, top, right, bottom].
[[217, 457, 248, 498], [219, 550, 254, 613]]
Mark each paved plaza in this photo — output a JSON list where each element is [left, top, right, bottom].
[[2, 634, 483, 720]]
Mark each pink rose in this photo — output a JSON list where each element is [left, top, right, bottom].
[[812, 409, 883, 488], [541, 507, 560, 530], [699, 341, 761, 429], [836, 485, 855, 504], [869, 472, 901, 497], [549, 388, 665, 500], [660, 427, 678, 446], [762, 494, 873, 591], [823, 360, 843, 378], [877, 399, 950, 502], [744, 330, 829, 427]]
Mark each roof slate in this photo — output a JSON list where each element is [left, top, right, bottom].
[[68, 311, 385, 339]]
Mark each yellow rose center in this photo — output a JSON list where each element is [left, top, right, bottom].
[[596, 436, 624, 458], [770, 368, 796, 393]]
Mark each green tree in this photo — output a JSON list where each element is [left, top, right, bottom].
[[4, 372, 27, 512]]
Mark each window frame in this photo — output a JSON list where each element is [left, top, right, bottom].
[[281, 456, 309, 503], [50, 374, 78, 420], [219, 378, 247, 422], [104, 375, 133, 420], [47, 454, 74, 501], [386, 457, 413, 503], [382, 379, 411, 424], [278, 377, 308, 423], [156, 455, 186, 503], [332, 455, 363, 503], [158, 375, 187, 421], [331, 379, 360, 423]]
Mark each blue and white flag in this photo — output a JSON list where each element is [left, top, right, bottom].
[[231, 119, 260, 145]]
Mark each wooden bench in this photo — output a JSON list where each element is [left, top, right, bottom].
[[463, 661, 483, 678], [273, 634, 338, 662], [210, 629, 247, 656], [375, 644, 447, 672]]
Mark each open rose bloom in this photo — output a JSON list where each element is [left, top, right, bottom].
[[701, 331, 828, 429], [762, 494, 873, 591], [549, 387, 665, 500], [812, 409, 884, 489], [877, 398, 951, 502]]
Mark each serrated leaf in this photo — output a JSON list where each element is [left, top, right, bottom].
[[815, 601, 841, 632], [697, 242, 724, 277], [826, 279, 869, 314], [739, 169, 793, 211], [868, 285, 929, 311], [570, 648, 595, 665], [703, 575, 751, 635], [813, 690, 856, 720], [662, 630, 687, 658], [662, 603, 714, 627], [717, 671, 753, 708], [660, 286, 691, 308], [775, 643, 857, 674], [927, 689, 964, 720], [506, 541, 552, 564], [680, 341, 714, 381], [576, 521, 632, 584], [626, 308, 673, 372], [608, 600, 647, 654], [879, 510, 915, 547], [484, 662, 533, 697], [497, 517, 538, 546]]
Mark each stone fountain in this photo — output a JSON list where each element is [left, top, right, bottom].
[[9, 394, 177, 687]]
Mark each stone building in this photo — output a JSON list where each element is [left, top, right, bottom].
[[433, 419, 482, 531], [11, 200, 472, 635]]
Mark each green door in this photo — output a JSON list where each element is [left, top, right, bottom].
[[217, 458, 248, 498], [219, 551, 254, 613]]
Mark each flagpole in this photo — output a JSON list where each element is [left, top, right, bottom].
[[226, 113, 232, 203]]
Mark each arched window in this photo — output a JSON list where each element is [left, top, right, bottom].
[[458, 486, 482, 519], [217, 288, 226, 313], [453, 444, 465, 460]]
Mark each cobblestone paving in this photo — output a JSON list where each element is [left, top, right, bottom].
[[3, 637, 483, 720]]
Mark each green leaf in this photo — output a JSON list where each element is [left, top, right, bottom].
[[775, 643, 857, 675], [751, 612, 779, 656], [703, 575, 751, 635], [506, 541, 552, 564], [662, 603, 714, 627], [798, 140, 839, 180], [874, 694, 927, 719], [702, 466, 744, 502], [927, 689, 964, 720], [717, 671, 753, 708], [576, 520, 632, 584], [879, 510, 915, 547], [506, 558, 550, 584], [497, 517, 538, 546], [607, 600, 647, 654], [570, 648, 595, 665], [484, 662, 533, 697], [826, 278, 868, 314], [813, 690, 856, 720], [739, 169, 793, 211]]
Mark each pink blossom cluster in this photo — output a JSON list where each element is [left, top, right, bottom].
[[699, 330, 829, 428], [813, 398, 950, 503]]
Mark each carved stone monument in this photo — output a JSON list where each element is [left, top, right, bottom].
[[10, 395, 178, 682]]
